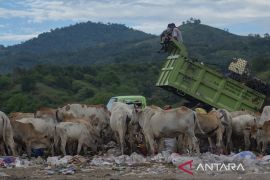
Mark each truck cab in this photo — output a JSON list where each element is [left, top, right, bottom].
[[106, 95, 147, 111]]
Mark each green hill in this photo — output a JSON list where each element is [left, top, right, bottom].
[[7, 21, 154, 54], [0, 21, 270, 112], [181, 23, 270, 70], [0, 64, 183, 113], [1, 22, 270, 74]]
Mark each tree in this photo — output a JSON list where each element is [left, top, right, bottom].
[[264, 33, 270, 39], [21, 75, 36, 92], [254, 34, 261, 38], [194, 19, 201, 24], [0, 76, 11, 89]]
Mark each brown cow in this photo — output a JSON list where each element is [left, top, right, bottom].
[[56, 104, 112, 143], [253, 121, 270, 153], [9, 112, 50, 157], [196, 110, 224, 154], [35, 107, 58, 122]]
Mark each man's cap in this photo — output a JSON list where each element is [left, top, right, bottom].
[[168, 23, 176, 28]]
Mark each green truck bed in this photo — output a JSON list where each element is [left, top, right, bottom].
[[156, 40, 266, 112]]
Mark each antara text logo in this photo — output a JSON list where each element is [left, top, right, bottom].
[[178, 160, 245, 175]]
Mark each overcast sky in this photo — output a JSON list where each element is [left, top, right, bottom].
[[0, 0, 270, 46]]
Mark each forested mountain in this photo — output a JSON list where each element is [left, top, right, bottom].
[[0, 21, 270, 73], [7, 22, 154, 54], [0, 21, 270, 112], [181, 23, 270, 70]]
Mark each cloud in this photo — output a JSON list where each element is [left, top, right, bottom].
[[0, 0, 270, 45], [1, 0, 270, 24], [0, 33, 39, 41]]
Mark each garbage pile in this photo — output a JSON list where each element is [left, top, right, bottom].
[[0, 156, 32, 168], [45, 155, 89, 175], [1, 148, 270, 177], [89, 148, 270, 176]]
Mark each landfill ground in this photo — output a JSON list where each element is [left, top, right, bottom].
[[1, 164, 270, 180], [1, 148, 270, 180], [1, 141, 270, 180]]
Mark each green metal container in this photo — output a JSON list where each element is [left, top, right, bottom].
[[156, 40, 266, 112], [106, 95, 147, 111]]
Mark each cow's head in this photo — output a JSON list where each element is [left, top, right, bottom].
[[249, 125, 258, 139], [130, 108, 142, 125], [55, 108, 64, 122]]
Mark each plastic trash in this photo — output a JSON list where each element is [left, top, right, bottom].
[[69, 155, 87, 166], [47, 156, 73, 166], [262, 155, 270, 162], [233, 151, 256, 160], [150, 151, 173, 163], [60, 167, 76, 175], [47, 156, 61, 166], [130, 152, 146, 164], [31, 148, 44, 157], [0, 159, 4, 167], [46, 170, 55, 175], [90, 157, 113, 166], [0, 172, 9, 177], [0, 156, 17, 167], [106, 147, 122, 156], [164, 138, 177, 153], [3, 156, 16, 164], [59, 156, 73, 165], [114, 155, 131, 165], [104, 141, 117, 149]]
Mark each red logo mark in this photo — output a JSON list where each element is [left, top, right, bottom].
[[178, 160, 193, 175]]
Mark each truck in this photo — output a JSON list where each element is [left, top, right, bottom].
[[106, 95, 147, 111], [156, 39, 266, 112]]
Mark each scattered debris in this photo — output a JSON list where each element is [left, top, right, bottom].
[[47, 156, 73, 166], [1, 150, 270, 178], [0, 172, 9, 177], [233, 151, 256, 160]]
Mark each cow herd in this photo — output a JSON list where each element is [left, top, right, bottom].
[[0, 102, 270, 157]]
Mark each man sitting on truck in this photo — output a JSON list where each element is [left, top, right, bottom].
[[159, 23, 183, 52], [159, 24, 172, 53], [170, 23, 183, 42]]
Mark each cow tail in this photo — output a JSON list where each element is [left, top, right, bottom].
[[53, 125, 57, 146], [55, 109, 60, 122], [2, 116, 7, 143], [194, 112, 205, 134]]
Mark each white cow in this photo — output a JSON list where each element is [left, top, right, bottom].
[[110, 102, 133, 154], [17, 117, 56, 138], [231, 114, 257, 150], [259, 106, 270, 126], [216, 109, 233, 154], [54, 122, 98, 155], [131, 106, 202, 155], [16, 117, 57, 155], [0, 111, 16, 155], [56, 104, 111, 140]]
